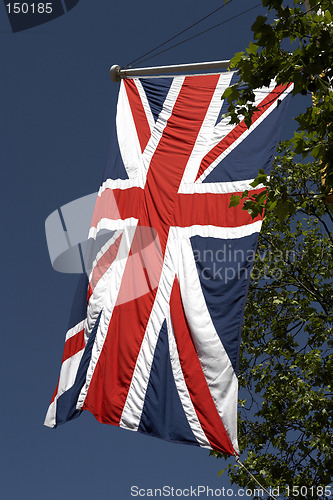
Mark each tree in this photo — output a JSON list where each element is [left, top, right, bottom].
[[212, 1, 333, 497]]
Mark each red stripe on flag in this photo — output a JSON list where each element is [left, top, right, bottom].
[[62, 329, 85, 364], [124, 79, 151, 153], [50, 382, 59, 404], [91, 187, 143, 229], [88, 233, 123, 299], [83, 75, 221, 426], [50, 328, 86, 404], [195, 83, 291, 181], [170, 277, 235, 455], [136, 74, 222, 250], [82, 293, 158, 425], [174, 189, 265, 227]]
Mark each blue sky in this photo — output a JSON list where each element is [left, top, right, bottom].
[[1, 1, 306, 499]]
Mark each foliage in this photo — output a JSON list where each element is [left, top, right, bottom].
[[212, 150, 333, 497], [212, 1, 333, 497], [223, 0, 333, 212]]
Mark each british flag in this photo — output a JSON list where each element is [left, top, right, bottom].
[[45, 72, 292, 455]]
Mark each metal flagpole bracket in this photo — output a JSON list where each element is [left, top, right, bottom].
[[110, 65, 122, 82], [110, 60, 231, 82]]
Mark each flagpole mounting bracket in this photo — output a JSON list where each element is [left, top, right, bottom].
[[110, 65, 122, 82]]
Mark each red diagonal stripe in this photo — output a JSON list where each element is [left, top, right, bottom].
[[91, 187, 143, 229], [195, 83, 291, 181], [170, 277, 235, 454], [50, 382, 59, 404], [62, 329, 85, 364], [50, 329, 86, 404], [88, 233, 123, 300], [124, 79, 151, 153]]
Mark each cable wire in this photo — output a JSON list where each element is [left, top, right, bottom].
[[125, 3, 262, 69], [124, 1, 318, 70], [123, 0, 235, 69]]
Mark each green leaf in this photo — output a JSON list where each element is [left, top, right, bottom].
[[222, 84, 241, 103], [229, 52, 245, 69], [229, 195, 240, 208], [250, 171, 269, 188], [251, 15, 268, 33], [247, 42, 259, 55]]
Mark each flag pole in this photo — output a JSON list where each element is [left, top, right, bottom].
[[110, 60, 230, 82]]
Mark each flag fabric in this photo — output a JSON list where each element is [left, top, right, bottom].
[[45, 72, 292, 455]]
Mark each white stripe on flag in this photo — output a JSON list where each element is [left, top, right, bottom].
[[119, 233, 178, 430], [99, 178, 145, 193], [141, 77, 184, 187], [166, 311, 211, 449], [117, 81, 145, 179], [87, 229, 123, 284], [176, 233, 239, 452], [134, 79, 155, 135], [197, 82, 293, 184], [65, 319, 86, 342], [180, 71, 235, 186], [179, 178, 267, 194], [171, 220, 262, 240], [88, 218, 138, 239], [76, 226, 135, 409], [44, 348, 85, 428]]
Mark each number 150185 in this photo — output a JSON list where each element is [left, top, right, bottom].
[[286, 485, 332, 497], [6, 3, 53, 14]]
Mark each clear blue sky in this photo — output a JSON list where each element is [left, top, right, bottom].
[[1, 1, 305, 498]]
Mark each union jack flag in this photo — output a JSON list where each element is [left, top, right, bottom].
[[45, 72, 292, 455]]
